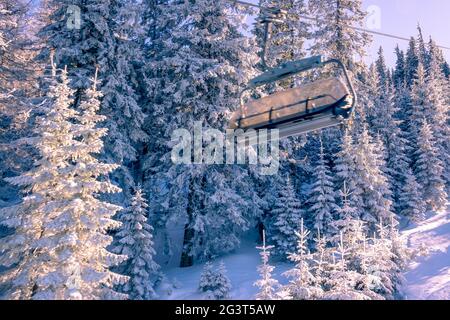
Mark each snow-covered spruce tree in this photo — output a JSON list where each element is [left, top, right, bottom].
[[0, 1, 39, 204], [112, 187, 160, 300], [322, 233, 372, 300], [416, 26, 429, 70], [330, 183, 363, 250], [369, 50, 411, 215], [334, 130, 363, 218], [425, 39, 450, 190], [413, 120, 447, 212], [39, 0, 147, 196], [141, 0, 259, 267], [406, 62, 428, 153], [254, 231, 280, 300], [311, 228, 331, 293], [198, 261, 232, 300], [405, 37, 419, 89], [365, 220, 397, 299], [398, 168, 426, 222], [269, 177, 304, 259], [353, 128, 394, 231], [0, 67, 127, 300], [307, 139, 338, 237], [329, 191, 377, 293], [393, 45, 406, 90], [387, 216, 411, 295], [281, 219, 323, 300]]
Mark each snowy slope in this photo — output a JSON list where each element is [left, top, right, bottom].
[[402, 205, 450, 300], [159, 207, 450, 301], [157, 234, 291, 300]]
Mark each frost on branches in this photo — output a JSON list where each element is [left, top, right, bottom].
[[0, 67, 127, 300], [254, 231, 280, 300], [198, 261, 232, 300], [112, 187, 160, 300]]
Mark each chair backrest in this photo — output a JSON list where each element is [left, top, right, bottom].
[[230, 77, 350, 129]]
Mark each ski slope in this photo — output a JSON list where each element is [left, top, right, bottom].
[[402, 206, 450, 300]]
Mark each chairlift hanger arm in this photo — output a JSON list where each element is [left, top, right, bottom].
[[321, 59, 357, 111]]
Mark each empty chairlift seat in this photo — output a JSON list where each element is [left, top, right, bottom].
[[230, 77, 354, 138]]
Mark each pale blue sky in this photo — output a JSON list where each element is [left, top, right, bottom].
[[245, 0, 450, 67], [363, 0, 450, 66]]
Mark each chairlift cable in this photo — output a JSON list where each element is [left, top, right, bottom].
[[228, 0, 450, 51]]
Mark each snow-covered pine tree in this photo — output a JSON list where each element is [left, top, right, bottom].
[[407, 62, 428, 153], [0, 0, 39, 205], [281, 219, 323, 300], [334, 130, 363, 217], [322, 233, 372, 300], [198, 262, 216, 297], [413, 120, 447, 212], [425, 39, 450, 191], [405, 37, 419, 88], [141, 0, 259, 267], [39, 0, 147, 196], [308, 0, 370, 72], [112, 187, 160, 300], [269, 177, 304, 259], [353, 128, 394, 230], [387, 216, 411, 295], [254, 231, 280, 300], [365, 220, 396, 299], [0, 67, 127, 300], [416, 25, 429, 70], [393, 45, 406, 90], [369, 50, 411, 215], [198, 261, 232, 300], [398, 168, 426, 222], [307, 139, 338, 237], [330, 183, 363, 250], [311, 228, 330, 292]]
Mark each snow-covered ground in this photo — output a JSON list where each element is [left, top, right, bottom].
[[158, 208, 450, 300], [157, 233, 290, 300], [402, 206, 450, 300]]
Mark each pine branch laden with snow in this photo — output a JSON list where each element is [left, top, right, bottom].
[[0, 68, 127, 300], [112, 187, 160, 300], [254, 231, 280, 300], [199, 261, 232, 300]]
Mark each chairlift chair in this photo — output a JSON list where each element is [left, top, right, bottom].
[[228, 6, 357, 140], [229, 55, 357, 140]]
